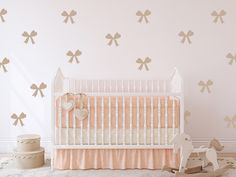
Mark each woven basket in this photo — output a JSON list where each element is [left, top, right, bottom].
[[17, 134, 40, 152], [14, 147, 44, 169]]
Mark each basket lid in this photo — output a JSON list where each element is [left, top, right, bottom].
[[17, 134, 40, 140]]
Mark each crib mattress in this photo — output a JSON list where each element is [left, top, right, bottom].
[[55, 95, 180, 129], [55, 128, 179, 145]]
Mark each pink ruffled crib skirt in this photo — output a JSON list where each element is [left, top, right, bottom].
[[54, 149, 179, 169]]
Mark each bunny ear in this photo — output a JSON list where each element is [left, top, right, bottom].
[[22, 31, 28, 37], [105, 34, 112, 39], [75, 50, 82, 56], [67, 50, 73, 56], [136, 11, 142, 16], [30, 84, 37, 89], [61, 11, 68, 16]]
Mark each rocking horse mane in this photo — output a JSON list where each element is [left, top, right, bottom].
[[209, 138, 224, 151]]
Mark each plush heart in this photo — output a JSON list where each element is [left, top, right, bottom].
[[75, 108, 88, 120], [62, 100, 74, 111]]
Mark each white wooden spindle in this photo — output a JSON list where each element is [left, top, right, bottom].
[[66, 94, 69, 145], [101, 96, 104, 145], [129, 96, 132, 145], [87, 96, 90, 145], [73, 80, 76, 145], [151, 80, 154, 92], [165, 96, 168, 145], [144, 96, 147, 145], [172, 98, 175, 141], [151, 96, 154, 145], [116, 96, 118, 145], [108, 96, 111, 145], [122, 96, 125, 145], [94, 96, 97, 145], [137, 96, 140, 145], [158, 97, 161, 145], [157, 80, 160, 92]]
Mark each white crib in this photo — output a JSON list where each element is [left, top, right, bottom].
[[51, 68, 184, 169]]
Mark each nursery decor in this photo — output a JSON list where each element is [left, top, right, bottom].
[[178, 31, 194, 44], [51, 68, 184, 170], [106, 32, 121, 46], [67, 49, 82, 64], [0, 58, 10, 73], [61, 10, 77, 24], [136, 10, 151, 23], [22, 30, 37, 44], [13, 134, 44, 169], [0, 8, 7, 22], [198, 80, 213, 93], [226, 53, 236, 65], [11, 112, 26, 127], [211, 10, 226, 24], [172, 133, 219, 172], [136, 57, 152, 71], [31, 82, 47, 97], [224, 115, 236, 128]]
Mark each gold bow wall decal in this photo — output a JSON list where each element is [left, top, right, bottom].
[[67, 49, 82, 63], [211, 10, 226, 24], [22, 31, 37, 44], [226, 53, 236, 65], [106, 32, 121, 46], [136, 57, 152, 71], [224, 115, 236, 128], [184, 111, 191, 124], [11, 112, 26, 126], [61, 10, 77, 24], [0, 8, 7, 22], [136, 10, 151, 23], [0, 58, 10, 73], [198, 80, 213, 93], [178, 30, 194, 44], [30, 82, 47, 97]]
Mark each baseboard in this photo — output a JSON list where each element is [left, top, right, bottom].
[[0, 138, 235, 153]]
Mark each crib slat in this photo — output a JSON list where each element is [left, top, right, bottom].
[[129, 96, 132, 145], [80, 103, 83, 145], [137, 96, 140, 145], [73, 80, 76, 145], [165, 96, 168, 145], [116, 96, 118, 145], [108, 96, 111, 145], [94, 96, 97, 145], [101, 96, 104, 145], [172, 98, 175, 141], [87, 96, 90, 145], [122, 95, 125, 145], [158, 97, 161, 145], [151, 96, 154, 145], [144, 96, 147, 145]]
